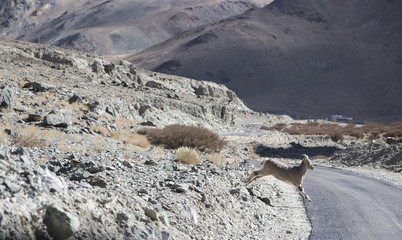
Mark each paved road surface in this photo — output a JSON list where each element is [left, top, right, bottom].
[[303, 167, 402, 240]]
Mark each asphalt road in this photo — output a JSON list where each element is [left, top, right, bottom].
[[303, 167, 402, 240]]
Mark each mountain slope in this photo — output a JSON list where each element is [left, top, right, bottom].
[[126, 0, 402, 123], [0, 0, 272, 55]]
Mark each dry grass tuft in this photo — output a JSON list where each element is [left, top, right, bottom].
[[208, 153, 227, 168], [176, 147, 200, 165], [11, 125, 45, 148], [0, 129, 8, 144], [138, 124, 226, 153], [92, 125, 150, 148]]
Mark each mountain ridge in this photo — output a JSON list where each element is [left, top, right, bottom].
[[0, 0, 272, 55], [125, 0, 402, 123]]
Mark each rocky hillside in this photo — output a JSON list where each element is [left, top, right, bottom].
[[0, 38, 249, 130], [0, 0, 272, 55], [126, 0, 402, 123], [0, 39, 314, 239], [1, 38, 401, 240]]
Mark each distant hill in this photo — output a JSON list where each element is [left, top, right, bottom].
[[0, 0, 271, 55], [125, 0, 402, 123]]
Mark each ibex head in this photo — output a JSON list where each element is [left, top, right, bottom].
[[302, 154, 314, 170]]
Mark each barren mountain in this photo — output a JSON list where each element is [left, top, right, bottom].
[[126, 0, 402, 123], [0, 0, 272, 55]]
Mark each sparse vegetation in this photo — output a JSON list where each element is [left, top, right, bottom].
[[261, 121, 402, 142], [138, 124, 226, 152], [92, 125, 150, 148], [208, 153, 227, 168], [10, 125, 45, 148], [0, 129, 8, 144], [176, 147, 200, 165]]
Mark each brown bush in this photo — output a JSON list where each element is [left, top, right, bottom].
[[260, 123, 287, 131], [262, 120, 402, 142], [138, 124, 226, 152], [330, 132, 344, 142], [384, 121, 402, 138]]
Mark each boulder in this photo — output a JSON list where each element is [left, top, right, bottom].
[[23, 82, 55, 93], [43, 206, 80, 240], [43, 109, 72, 128], [0, 88, 13, 108]]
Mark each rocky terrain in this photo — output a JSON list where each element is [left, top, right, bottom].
[[126, 0, 402, 123], [0, 0, 272, 55], [0, 38, 309, 240], [1, 39, 401, 240]]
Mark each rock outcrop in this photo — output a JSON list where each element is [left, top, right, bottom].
[[0, 38, 250, 130]]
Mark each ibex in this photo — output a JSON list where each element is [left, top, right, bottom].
[[245, 154, 314, 202]]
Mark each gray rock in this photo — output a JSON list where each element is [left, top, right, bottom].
[[145, 80, 165, 89], [43, 206, 80, 240], [0, 88, 13, 108], [11, 146, 28, 156], [68, 94, 84, 104], [70, 170, 91, 181], [138, 188, 149, 195], [189, 207, 198, 225], [161, 230, 171, 240], [88, 165, 105, 174], [3, 179, 21, 193], [116, 212, 129, 227], [0, 145, 9, 159], [42, 169, 66, 192], [229, 188, 241, 194], [89, 179, 107, 188], [23, 82, 55, 93], [43, 109, 72, 128], [27, 114, 42, 122], [122, 161, 133, 169], [20, 155, 31, 166], [144, 160, 158, 167], [144, 208, 159, 221], [171, 183, 188, 193]]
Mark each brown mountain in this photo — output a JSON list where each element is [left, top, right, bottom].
[[0, 0, 271, 55], [125, 0, 402, 123]]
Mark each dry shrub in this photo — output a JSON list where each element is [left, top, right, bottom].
[[90, 137, 109, 153], [137, 128, 164, 144], [341, 124, 364, 139], [138, 124, 226, 153], [384, 121, 402, 138], [260, 123, 287, 131], [11, 126, 45, 148], [266, 120, 402, 142], [176, 147, 200, 165], [119, 130, 150, 148], [91, 126, 110, 135], [208, 153, 227, 168], [330, 132, 344, 142], [92, 125, 150, 148], [0, 129, 7, 144]]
